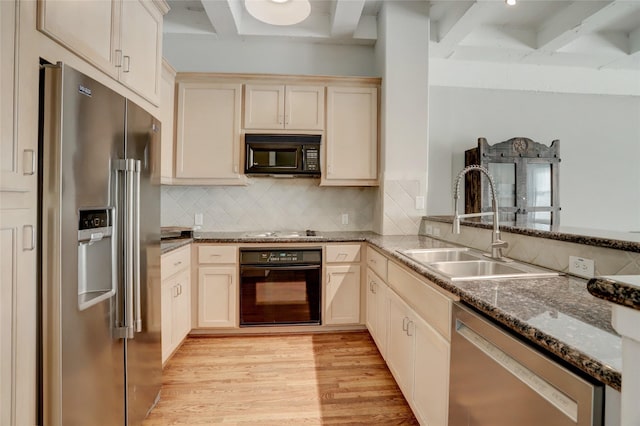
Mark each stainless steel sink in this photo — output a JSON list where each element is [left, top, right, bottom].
[[398, 248, 560, 281], [401, 248, 479, 263]]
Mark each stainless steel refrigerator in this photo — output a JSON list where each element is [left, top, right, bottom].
[[40, 62, 161, 425]]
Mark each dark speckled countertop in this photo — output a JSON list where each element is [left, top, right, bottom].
[[167, 231, 622, 390], [588, 275, 640, 311]]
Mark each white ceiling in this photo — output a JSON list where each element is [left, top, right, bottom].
[[164, 0, 640, 70]]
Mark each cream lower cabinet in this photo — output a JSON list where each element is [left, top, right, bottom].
[[161, 245, 191, 363], [324, 244, 362, 325], [366, 268, 389, 359], [323, 86, 378, 186], [196, 245, 238, 328], [174, 81, 244, 185], [379, 253, 454, 426]]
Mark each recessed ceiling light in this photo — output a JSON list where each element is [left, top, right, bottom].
[[245, 0, 311, 26], [505, 0, 517, 5]]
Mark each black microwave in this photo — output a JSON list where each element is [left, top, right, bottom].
[[244, 134, 321, 176]]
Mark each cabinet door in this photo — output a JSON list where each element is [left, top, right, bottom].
[[37, 0, 119, 78], [173, 269, 191, 343], [412, 315, 450, 426], [160, 60, 176, 184], [323, 86, 378, 186], [2, 1, 36, 192], [366, 269, 388, 359], [365, 270, 378, 337], [0, 208, 36, 425], [198, 266, 237, 328], [160, 279, 174, 363], [325, 264, 361, 325], [244, 84, 285, 129], [119, 0, 163, 105], [175, 82, 244, 184], [285, 86, 324, 130], [386, 291, 414, 398]]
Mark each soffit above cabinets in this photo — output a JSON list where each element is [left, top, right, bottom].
[[164, 0, 640, 71]]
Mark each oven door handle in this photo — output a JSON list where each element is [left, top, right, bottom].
[[241, 265, 321, 272]]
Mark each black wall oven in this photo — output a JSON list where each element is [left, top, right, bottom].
[[240, 248, 322, 326]]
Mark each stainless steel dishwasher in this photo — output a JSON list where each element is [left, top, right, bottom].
[[449, 302, 603, 426]]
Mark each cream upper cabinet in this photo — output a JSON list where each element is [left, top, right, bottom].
[[118, 0, 164, 104], [323, 86, 378, 186], [2, 0, 36, 192], [37, 0, 119, 78], [37, 0, 168, 105], [244, 84, 324, 130], [160, 60, 176, 184], [174, 81, 245, 185]]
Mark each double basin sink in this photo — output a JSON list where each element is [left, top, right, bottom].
[[399, 247, 560, 281]]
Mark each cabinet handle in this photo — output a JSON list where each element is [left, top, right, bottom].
[[279, 114, 284, 125], [23, 149, 35, 175], [173, 285, 179, 298], [174, 261, 182, 266], [370, 281, 376, 294], [406, 320, 414, 337], [115, 49, 123, 67], [369, 258, 377, 264], [123, 55, 131, 73], [402, 316, 409, 332], [23, 225, 35, 251]]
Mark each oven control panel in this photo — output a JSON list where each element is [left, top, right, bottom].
[[240, 248, 322, 265]]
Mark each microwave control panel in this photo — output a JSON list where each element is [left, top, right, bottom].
[[304, 146, 319, 171]]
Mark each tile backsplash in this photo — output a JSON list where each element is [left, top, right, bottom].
[[162, 179, 375, 232]]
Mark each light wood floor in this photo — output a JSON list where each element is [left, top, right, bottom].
[[143, 331, 419, 425]]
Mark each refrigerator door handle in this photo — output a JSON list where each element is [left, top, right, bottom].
[[133, 160, 142, 333], [114, 158, 138, 339]]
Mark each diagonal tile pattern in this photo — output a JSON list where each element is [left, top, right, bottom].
[[162, 179, 375, 232]]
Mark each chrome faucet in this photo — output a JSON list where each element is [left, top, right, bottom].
[[452, 165, 509, 261]]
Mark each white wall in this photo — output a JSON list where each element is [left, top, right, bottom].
[[164, 34, 376, 76], [374, 1, 430, 235], [427, 86, 640, 233]]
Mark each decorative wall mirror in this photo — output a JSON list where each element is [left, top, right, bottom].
[[465, 137, 560, 226]]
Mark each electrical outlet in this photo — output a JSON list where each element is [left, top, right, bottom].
[[425, 225, 433, 235], [433, 226, 441, 237], [194, 213, 203, 226], [569, 256, 595, 278], [415, 196, 425, 210], [341, 213, 349, 225]]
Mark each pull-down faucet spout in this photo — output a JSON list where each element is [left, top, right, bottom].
[[453, 165, 509, 261]]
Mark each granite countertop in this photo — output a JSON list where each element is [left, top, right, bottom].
[[167, 230, 622, 390], [160, 237, 193, 254], [588, 275, 640, 311]]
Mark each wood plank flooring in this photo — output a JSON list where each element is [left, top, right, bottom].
[[143, 331, 419, 425]]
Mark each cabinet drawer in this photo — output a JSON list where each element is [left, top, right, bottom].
[[161, 245, 191, 279], [387, 261, 453, 341], [367, 246, 388, 280], [198, 245, 237, 264], [326, 244, 361, 263]]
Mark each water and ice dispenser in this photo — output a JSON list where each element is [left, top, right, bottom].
[[77, 208, 115, 310]]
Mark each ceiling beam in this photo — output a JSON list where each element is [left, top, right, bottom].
[[435, 1, 494, 48], [331, 0, 366, 38], [536, 1, 635, 52], [201, 0, 241, 37]]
